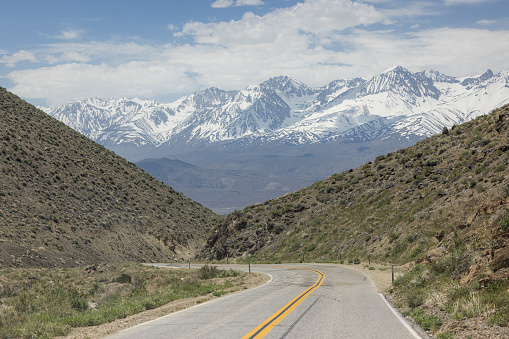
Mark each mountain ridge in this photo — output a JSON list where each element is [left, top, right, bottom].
[[0, 87, 220, 268], [44, 66, 509, 160], [42, 66, 509, 211]]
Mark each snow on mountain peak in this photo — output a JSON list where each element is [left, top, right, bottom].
[[261, 76, 315, 97], [360, 65, 440, 101], [43, 67, 509, 155], [381, 65, 404, 74], [460, 69, 494, 87]]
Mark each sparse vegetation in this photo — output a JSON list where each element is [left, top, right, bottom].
[[0, 262, 245, 338], [0, 87, 221, 267], [405, 308, 442, 331], [197, 264, 241, 279]]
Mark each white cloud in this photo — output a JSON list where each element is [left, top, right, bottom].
[[235, 0, 264, 6], [404, 28, 509, 75], [8, 61, 200, 106], [476, 19, 496, 25], [181, 0, 385, 46], [444, 0, 491, 5], [211, 0, 264, 8], [211, 0, 235, 8], [55, 29, 85, 40], [1, 50, 37, 67], [4, 0, 509, 106], [35, 41, 157, 65]]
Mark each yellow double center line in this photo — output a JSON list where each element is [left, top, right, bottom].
[[242, 267, 325, 339]]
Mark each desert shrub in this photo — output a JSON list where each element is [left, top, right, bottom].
[[197, 265, 240, 279], [499, 215, 509, 231], [407, 308, 442, 331], [436, 332, 454, 339], [316, 190, 330, 203], [406, 289, 425, 309], [71, 295, 89, 312], [0, 263, 248, 338], [198, 265, 219, 279], [114, 273, 132, 284]]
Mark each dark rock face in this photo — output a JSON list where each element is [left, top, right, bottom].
[[493, 246, 509, 272]]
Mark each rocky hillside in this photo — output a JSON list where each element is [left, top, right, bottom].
[[202, 104, 509, 335], [203, 104, 509, 276], [0, 87, 220, 268]]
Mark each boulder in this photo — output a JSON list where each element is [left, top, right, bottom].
[[425, 247, 448, 263], [493, 246, 509, 272]]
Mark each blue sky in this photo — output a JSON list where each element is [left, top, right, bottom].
[[1, 0, 508, 106]]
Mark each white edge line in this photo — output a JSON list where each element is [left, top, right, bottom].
[[109, 272, 274, 335], [332, 264, 422, 339], [379, 293, 422, 339]]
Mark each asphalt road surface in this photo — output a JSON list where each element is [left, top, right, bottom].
[[106, 263, 424, 339]]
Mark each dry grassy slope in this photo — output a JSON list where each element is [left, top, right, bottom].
[[203, 104, 509, 269], [0, 87, 221, 268]]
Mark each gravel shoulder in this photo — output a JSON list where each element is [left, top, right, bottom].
[[336, 262, 407, 293]]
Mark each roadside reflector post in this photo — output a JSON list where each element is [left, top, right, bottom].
[[368, 255, 371, 265], [189, 260, 191, 269], [227, 254, 229, 265], [339, 252, 342, 261], [249, 260, 251, 274], [302, 252, 305, 263], [391, 264, 394, 284]]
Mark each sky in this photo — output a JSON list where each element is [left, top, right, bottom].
[[1, 0, 508, 107]]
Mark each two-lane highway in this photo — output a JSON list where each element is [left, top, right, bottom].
[[106, 264, 424, 339]]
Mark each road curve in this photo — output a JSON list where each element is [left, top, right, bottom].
[[106, 263, 424, 339]]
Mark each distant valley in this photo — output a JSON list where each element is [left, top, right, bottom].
[[44, 66, 509, 211]]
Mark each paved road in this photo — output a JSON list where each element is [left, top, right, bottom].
[[106, 264, 424, 339]]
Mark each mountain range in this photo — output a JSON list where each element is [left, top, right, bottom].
[[43, 66, 509, 211]]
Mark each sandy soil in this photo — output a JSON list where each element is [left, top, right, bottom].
[[337, 262, 408, 293]]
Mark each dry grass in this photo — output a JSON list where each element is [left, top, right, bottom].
[[0, 263, 246, 338]]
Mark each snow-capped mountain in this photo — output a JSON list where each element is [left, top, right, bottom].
[[42, 66, 509, 211], [45, 66, 509, 158]]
